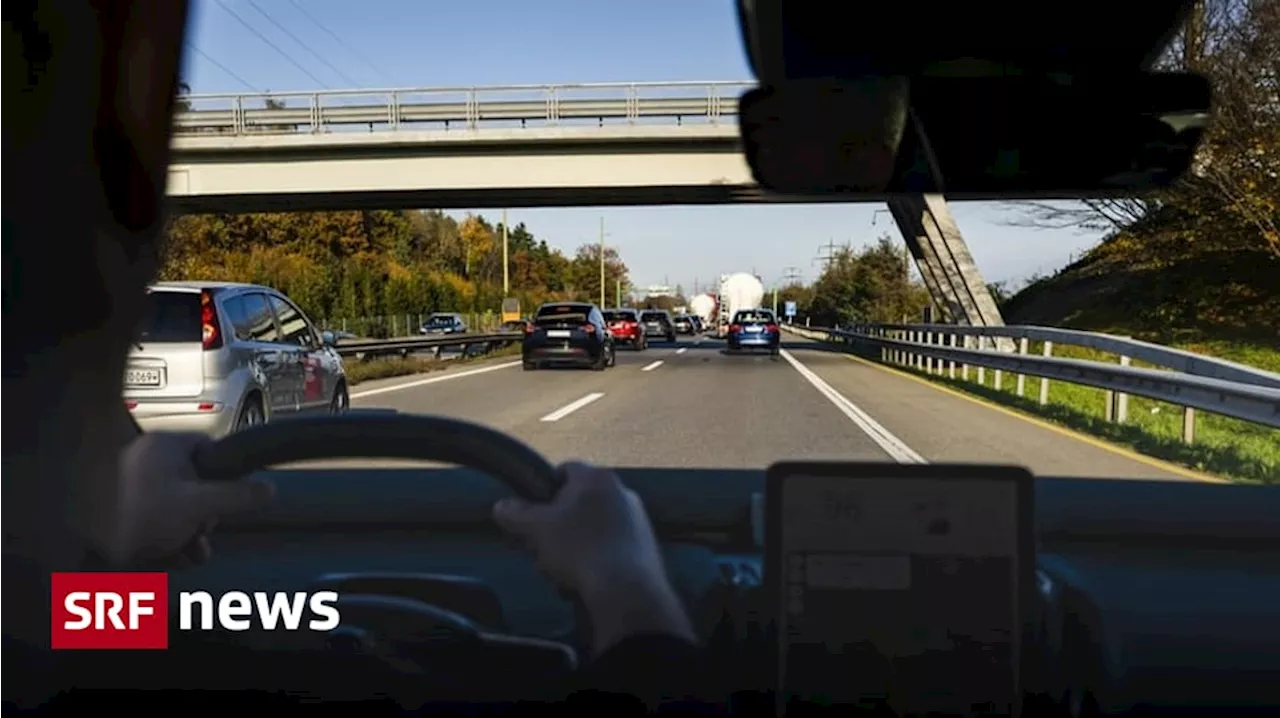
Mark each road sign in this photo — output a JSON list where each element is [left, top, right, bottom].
[[784, 301, 797, 318]]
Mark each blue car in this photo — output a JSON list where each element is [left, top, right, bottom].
[[726, 308, 780, 356]]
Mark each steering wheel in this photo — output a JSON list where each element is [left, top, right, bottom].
[[189, 414, 582, 701]]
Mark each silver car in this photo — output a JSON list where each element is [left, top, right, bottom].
[[125, 282, 348, 437]]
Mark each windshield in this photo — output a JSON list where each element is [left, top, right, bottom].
[[146, 3, 1279, 488]]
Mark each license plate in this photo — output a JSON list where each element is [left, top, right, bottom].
[[547, 330, 571, 338], [746, 326, 762, 333], [125, 368, 162, 386]]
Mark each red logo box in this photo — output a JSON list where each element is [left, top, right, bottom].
[[51, 572, 169, 649]]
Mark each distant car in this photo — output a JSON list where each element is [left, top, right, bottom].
[[125, 282, 349, 438], [420, 313, 467, 335], [603, 309, 647, 350], [672, 314, 695, 334], [523, 302, 617, 370], [639, 310, 677, 342], [726, 308, 781, 356]]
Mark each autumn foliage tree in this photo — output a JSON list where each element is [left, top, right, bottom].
[[160, 209, 630, 336]]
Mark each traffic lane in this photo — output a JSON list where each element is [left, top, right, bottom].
[[351, 339, 689, 433], [785, 342, 1192, 480], [517, 336, 896, 468], [301, 339, 693, 470]]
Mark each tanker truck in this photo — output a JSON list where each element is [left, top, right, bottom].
[[716, 273, 766, 337], [689, 293, 717, 331]]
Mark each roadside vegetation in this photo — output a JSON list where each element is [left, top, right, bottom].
[[159, 210, 633, 338], [785, 1, 1279, 483]]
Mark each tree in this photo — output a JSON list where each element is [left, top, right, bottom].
[[568, 244, 630, 304]]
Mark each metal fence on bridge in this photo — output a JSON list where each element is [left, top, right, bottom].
[[173, 81, 754, 136]]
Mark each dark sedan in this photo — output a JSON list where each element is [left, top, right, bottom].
[[639, 310, 676, 343], [522, 302, 616, 370]]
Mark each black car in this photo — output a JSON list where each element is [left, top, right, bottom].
[[639, 310, 676, 342], [420, 313, 467, 335], [523, 302, 616, 370], [672, 314, 695, 334]]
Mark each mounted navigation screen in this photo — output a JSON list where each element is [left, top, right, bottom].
[[766, 462, 1032, 717]]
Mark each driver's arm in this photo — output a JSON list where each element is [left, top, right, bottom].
[[493, 463, 720, 711]]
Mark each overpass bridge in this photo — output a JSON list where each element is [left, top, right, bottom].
[[167, 80, 1006, 334], [167, 81, 760, 213]]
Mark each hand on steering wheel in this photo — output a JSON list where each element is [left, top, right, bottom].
[[101, 432, 274, 567], [494, 462, 696, 654]]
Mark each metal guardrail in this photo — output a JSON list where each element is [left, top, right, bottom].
[[334, 332, 522, 359], [785, 324, 1280, 437], [173, 81, 754, 136]]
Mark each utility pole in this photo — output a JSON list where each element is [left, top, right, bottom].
[[815, 239, 842, 271], [782, 266, 803, 285], [501, 209, 509, 295], [772, 286, 779, 315], [616, 279, 622, 307], [599, 217, 606, 307]]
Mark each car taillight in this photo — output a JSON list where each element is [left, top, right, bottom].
[[627, 321, 638, 330], [766, 323, 779, 333], [729, 324, 742, 333], [583, 323, 596, 334], [201, 291, 223, 350], [524, 322, 535, 334]]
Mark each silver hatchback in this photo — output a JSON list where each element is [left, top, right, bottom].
[[124, 282, 349, 437]]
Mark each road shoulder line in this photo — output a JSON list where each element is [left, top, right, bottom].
[[780, 349, 926, 464], [540, 392, 606, 422]]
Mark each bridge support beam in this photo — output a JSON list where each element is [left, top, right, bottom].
[[887, 195, 1013, 351]]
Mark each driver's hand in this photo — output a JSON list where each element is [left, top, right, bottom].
[[493, 462, 695, 654], [99, 432, 274, 567]]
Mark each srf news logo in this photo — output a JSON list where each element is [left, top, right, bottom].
[[51, 572, 340, 650]]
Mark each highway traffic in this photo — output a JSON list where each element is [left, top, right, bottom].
[[346, 333, 1199, 481]]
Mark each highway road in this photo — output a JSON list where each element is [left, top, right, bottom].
[[336, 335, 1199, 481]]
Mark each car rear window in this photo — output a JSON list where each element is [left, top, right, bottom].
[[604, 311, 637, 322], [537, 304, 590, 317], [641, 312, 667, 322], [735, 311, 775, 323], [136, 291, 203, 343]]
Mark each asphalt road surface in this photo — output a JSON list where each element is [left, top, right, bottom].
[[338, 334, 1197, 481]]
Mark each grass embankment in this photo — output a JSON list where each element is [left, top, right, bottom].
[[343, 344, 521, 385], [912, 222, 1279, 484]]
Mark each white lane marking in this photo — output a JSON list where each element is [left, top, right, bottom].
[[676, 347, 688, 355], [350, 360, 520, 399], [539, 392, 606, 422], [641, 360, 665, 372], [779, 349, 926, 464]]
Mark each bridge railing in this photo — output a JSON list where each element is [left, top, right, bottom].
[[172, 81, 754, 136], [784, 323, 1280, 440]]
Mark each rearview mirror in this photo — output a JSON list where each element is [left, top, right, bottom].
[[739, 73, 1211, 198], [321, 330, 337, 347]]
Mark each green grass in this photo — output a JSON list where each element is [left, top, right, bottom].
[[870, 339, 1279, 484], [344, 344, 520, 385]]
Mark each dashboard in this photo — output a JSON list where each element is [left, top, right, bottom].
[[189, 466, 1280, 714]]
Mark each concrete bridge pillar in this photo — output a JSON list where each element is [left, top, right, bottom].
[[887, 194, 1014, 351]]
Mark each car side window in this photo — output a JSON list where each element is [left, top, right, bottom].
[[268, 295, 316, 348], [220, 295, 255, 342], [238, 292, 280, 342]]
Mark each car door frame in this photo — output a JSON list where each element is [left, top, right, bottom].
[[265, 291, 333, 413], [225, 289, 294, 418]]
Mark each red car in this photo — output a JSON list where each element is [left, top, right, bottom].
[[603, 309, 648, 350]]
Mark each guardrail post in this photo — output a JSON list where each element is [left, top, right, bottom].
[[1105, 354, 1132, 423], [976, 337, 986, 386], [960, 335, 970, 380], [947, 333, 957, 379], [1016, 337, 1028, 397], [925, 331, 934, 374], [1039, 341, 1053, 405], [1183, 407, 1196, 444]]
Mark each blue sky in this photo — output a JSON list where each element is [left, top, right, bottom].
[[180, 0, 1104, 291]]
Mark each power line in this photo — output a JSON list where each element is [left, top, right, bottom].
[[213, 0, 330, 89], [184, 42, 259, 92], [286, 0, 397, 86], [244, 0, 360, 87]]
